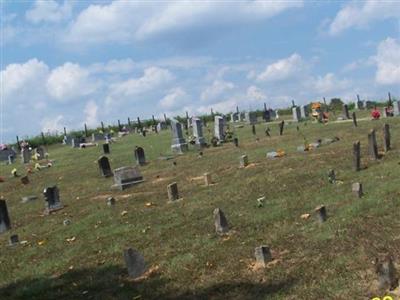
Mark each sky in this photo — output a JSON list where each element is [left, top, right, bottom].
[[1, 0, 399, 143]]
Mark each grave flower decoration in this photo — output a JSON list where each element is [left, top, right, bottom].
[[11, 168, 18, 177]]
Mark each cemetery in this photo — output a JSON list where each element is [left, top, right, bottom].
[[0, 100, 400, 299]]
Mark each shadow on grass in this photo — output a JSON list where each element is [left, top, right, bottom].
[[0, 265, 295, 300]]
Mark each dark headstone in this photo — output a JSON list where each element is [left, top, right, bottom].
[[134, 147, 146, 166], [251, 124, 256, 135], [0, 200, 11, 234], [383, 124, 390, 152], [167, 182, 179, 201], [279, 121, 284, 136], [43, 186, 63, 214], [328, 169, 335, 183], [106, 197, 116, 206], [233, 137, 239, 147], [123, 248, 147, 279], [213, 208, 229, 235], [353, 141, 361, 171], [315, 205, 327, 223], [352, 112, 357, 127], [368, 129, 378, 160], [9, 234, 19, 246], [98, 156, 113, 177], [342, 104, 350, 119]]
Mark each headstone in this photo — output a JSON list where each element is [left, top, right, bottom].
[[342, 104, 350, 119], [231, 112, 239, 123], [134, 147, 146, 166], [0, 199, 11, 234], [103, 143, 110, 154], [8, 154, 15, 165], [279, 120, 285, 136], [106, 196, 116, 206], [9, 234, 19, 246], [383, 124, 390, 152], [375, 255, 398, 290], [263, 110, 271, 122], [43, 186, 63, 214], [352, 182, 363, 198], [91, 133, 104, 142], [214, 116, 225, 142], [365, 101, 374, 109], [98, 156, 113, 177], [233, 137, 239, 147], [0, 148, 17, 162], [113, 167, 144, 190], [352, 112, 357, 127], [393, 101, 400, 116], [71, 138, 80, 148], [192, 118, 206, 147], [300, 105, 308, 119], [167, 182, 179, 201], [36, 146, 45, 160], [315, 205, 327, 223], [251, 124, 256, 135], [239, 112, 246, 122], [368, 129, 378, 160], [239, 155, 248, 168], [292, 107, 301, 122], [63, 219, 71, 226], [21, 148, 31, 164], [204, 173, 212, 186], [254, 246, 272, 267], [213, 208, 229, 235], [246, 112, 257, 125], [353, 141, 361, 171], [170, 119, 188, 153], [328, 169, 336, 183], [157, 122, 168, 131], [123, 248, 147, 279]]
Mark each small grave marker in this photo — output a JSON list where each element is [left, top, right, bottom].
[[43, 186, 63, 214], [167, 182, 179, 201], [368, 129, 378, 160], [352, 182, 363, 198], [254, 246, 272, 268], [239, 155, 248, 168], [213, 208, 229, 235], [353, 141, 361, 171], [103, 143, 110, 154], [123, 248, 147, 279], [0, 199, 11, 234], [383, 124, 390, 152], [315, 205, 327, 223], [98, 156, 113, 177], [9, 234, 19, 246], [204, 173, 212, 186], [134, 147, 146, 166]]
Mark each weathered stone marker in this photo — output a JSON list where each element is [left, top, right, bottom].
[[393, 101, 400, 116], [328, 169, 336, 183], [103, 143, 110, 154], [106, 196, 116, 206], [170, 119, 188, 153], [214, 116, 225, 142], [383, 124, 390, 152], [352, 112, 357, 127], [353, 141, 361, 171], [246, 112, 257, 124], [292, 107, 301, 122], [300, 105, 308, 119], [342, 104, 350, 119], [254, 246, 272, 267], [192, 118, 206, 147], [352, 182, 363, 198], [9, 234, 19, 246], [368, 129, 379, 160], [113, 167, 144, 190], [233, 137, 239, 147], [265, 127, 270, 137], [204, 173, 212, 186], [213, 208, 229, 235], [43, 186, 63, 214], [123, 248, 147, 279], [0, 199, 11, 234], [375, 255, 398, 291], [21, 148, 31, 164], [134, 146, 146, 166], [167, 182, 179, 201], [98, 156, 113, 177], [239, 155, 248, 168], [252, 124, 256, 135], [279, 120, 285, 136], [315, 205, 327, 223]]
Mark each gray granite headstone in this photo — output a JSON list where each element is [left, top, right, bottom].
[[246, 112, 257, 125], [98, 156, 113, 177], [123, 248, 147, 279], [21, 148, 31, 164], [393, 101, 400, 116], [36, 146, 45, 160], [254, 246, 272, 267], [213, 208, 229, 235], [0, 199, 11, 234], [192, 118, 206, 147], [300, 106, 308, 119], [170, 119, 188, 153], [134, 147, 146, 166], [113, 166, 144, 190], [214, 116, 225, 142], [292, 107, 301, 122], [71, 138, 80, 148], [43, 186, 63, 214], [352, 182, 363, 198], [239, 155, 248, 168], [0, 148, 17, 162]]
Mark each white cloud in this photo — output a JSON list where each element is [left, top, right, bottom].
[[312, 73, 351, 94], [26, 0, 72, 24], [257, 53, 304, 82], [65, 0, 303, 45], [200, 80, 235, 102], [159, 88, 188, 110], [89, 58, 135, 74], [247, 86, 267, 101], [329, 1, 400, 35], [375, 37, 400, 85], [84, 100, 99, 127], [41, 115, 65, 134], [46, 62, 97, 101]]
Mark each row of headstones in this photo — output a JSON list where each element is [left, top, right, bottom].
[[19, 146, 46, 164], [98, 147, 145, 176], [230, 110, 277, 124]]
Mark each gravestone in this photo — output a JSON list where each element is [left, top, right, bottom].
[[393, 101, 400, 116], [98, 156, 113, 177], [204, 173, 212, 186], [170, 119, 188, 153], [123, 248, 147, 279], [21, 148, 31, 164], [36, 146, 45, 160], [356, 100, 364, 110], [192, 118, 206, 147], [0, 199, 11, 234], [113, 167, 144, 190], [368, 129, 378, 160], [239, 112, 245, 122], [233, 137, 239, 147], [315, 205, 327, 223], [382, 107, 388, 118], [352, 182, 363, 198], [246, 112, 257, 125], [353, 141, 361, 171], [328, 169, 336, 183], [214, 116, 225, 142], [134, 147, 146, 166], [91, 133, 104, 142], [157, 122, 168, 131], [43, 186, 63, 214], [254, 246, 272, 267], [71, 138, 80, 148], [300, 106, 308, 119], [383, 124, 390, 152], [279, 120, 285, 136], [252, 124, 256, 135], [103, 143, 110, 154], [0, 148, 17, 162], [292, 107, 301, 122], [231, 112, 239, 122], [167, 182, 179, 201], [9, 234, 19, 246], [352, 112, 357, 127], [342, 104, 350, 119], [239, 155, 248, 168], [106, 196, 116, 206], [213, 208, 229, 235], [375, 255, 398, 290], [8, 154, 15, 165], [263, 110, 271, 122]]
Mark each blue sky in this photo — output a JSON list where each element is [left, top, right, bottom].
[[1, 0, 399, 143]]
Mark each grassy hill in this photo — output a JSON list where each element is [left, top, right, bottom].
[[1, 112, 399, 300]]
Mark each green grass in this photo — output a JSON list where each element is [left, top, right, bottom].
[[1, 112, 399, 300]]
